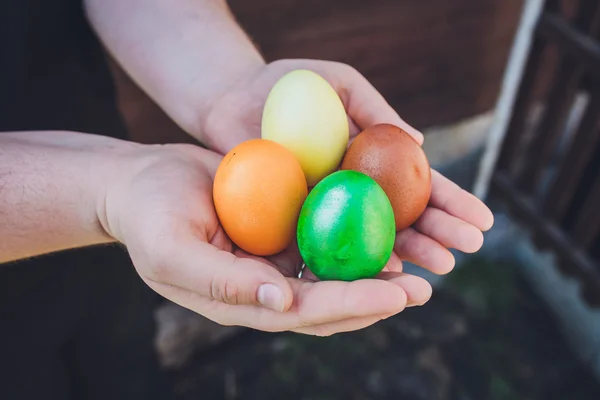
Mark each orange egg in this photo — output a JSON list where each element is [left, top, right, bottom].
[[340, 123, 431, 231], [213, 138, 308, 256]]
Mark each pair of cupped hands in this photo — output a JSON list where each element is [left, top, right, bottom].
[[103, 60, 494, 337]]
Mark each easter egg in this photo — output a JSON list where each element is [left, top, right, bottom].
[[297, 170, 396, 281], [213, 138, 308, 256], [261, 69, 349, 186], [341, 123, 431, 230]]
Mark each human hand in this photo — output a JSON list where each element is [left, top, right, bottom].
[[201, 59, 494, 277], [100, 144, 431, 336]]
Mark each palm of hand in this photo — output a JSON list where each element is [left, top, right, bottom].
[[107, 144, 419, 336], [116, 59, 494, 336], [202, 59, 494, 275]]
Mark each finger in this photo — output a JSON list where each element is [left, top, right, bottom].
[[156, 274, 408, 332], [394, 228, 456, 275], [347, 114, 362, 138], [337, 65, 424, 145], [144, 238, 293, 312], [300, 261, 424, 307], [413, 207, 485, 253], [292, 273, 432, 336], [430, 170, 494, 231], [290, 277, 407, 326], [383, 252, 403, 272], [153, 272, 392, 337], [292, 313, 393, 336], [376, 272, 432, 306]]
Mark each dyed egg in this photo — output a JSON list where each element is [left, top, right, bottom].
[[341, 123, 431, 230], [213, 139, 308, 256], [261, 69, 349, 186], [297, 170, 395, 281]]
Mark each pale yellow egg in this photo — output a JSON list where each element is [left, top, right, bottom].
[[261, 69, 349, 186]]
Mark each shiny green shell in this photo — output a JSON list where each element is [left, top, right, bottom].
[[297, 170, 396, 281]]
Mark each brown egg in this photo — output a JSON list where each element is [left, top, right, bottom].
[[340, 123, 431, 230]]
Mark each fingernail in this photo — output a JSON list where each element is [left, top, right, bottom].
[[257, 284, 285, 312]]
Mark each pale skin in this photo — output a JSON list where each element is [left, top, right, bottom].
[[0, 0, 494, 336]]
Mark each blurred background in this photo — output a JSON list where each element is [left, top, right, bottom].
[[108, 1, 600, 399]]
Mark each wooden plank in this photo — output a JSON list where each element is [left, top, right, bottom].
[[496, 37, 547, 173], [492, 171, 600, 305], [514, 58, 583, 192], [543, 91, 600, 220], [474, 0, 547, 200], [488, 0, 600, 305], [537, 13, 600, 79], [576, 0, 600, 31], [515, 1, 600, 193], [229, 0, 523, 129], [232, 0, 515, 45], [571, 171, 600, 250], [109, 0, 524, 141]]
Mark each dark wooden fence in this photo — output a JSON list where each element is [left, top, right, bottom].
[[491, 0, 600, 305], [112, 0, 523, 145], [229, 0, 522, 130]]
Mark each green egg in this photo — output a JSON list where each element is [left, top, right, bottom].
[[297, 170, 396, 281]]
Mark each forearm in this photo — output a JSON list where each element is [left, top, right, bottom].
[[85, 0, 265, 143], [0, 131, 134, 263]]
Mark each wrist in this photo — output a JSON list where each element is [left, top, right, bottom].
[[91, 137, 147, 243], [174, 53, 266, 147]]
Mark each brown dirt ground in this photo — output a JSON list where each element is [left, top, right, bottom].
[[170, 259, 600, 400]]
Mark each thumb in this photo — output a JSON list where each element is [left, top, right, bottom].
[[145, 239, 294, 312]]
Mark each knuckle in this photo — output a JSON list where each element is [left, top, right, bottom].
[[270, 58, 292, 69], [294, 316, 337, 337], [147, 257, 171, 283], [310, 325, 336, 337], [205, 312, 235, 328], [434, 189, 453, 213], [413, 238, 431, 263], [343, 63, 360, 76], [202, 104, 222, 136], [211, 315, 235, 327], [210, 275, 240, 306], [332, 61, 357, 75], [146, 241, 176, 282]]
